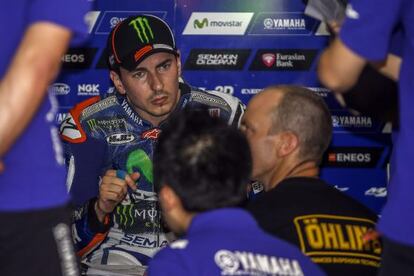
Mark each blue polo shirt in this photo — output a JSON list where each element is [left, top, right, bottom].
[[147, 209, 325, 275], [0, 0, 89, 211], [340, 0, 414, 245]]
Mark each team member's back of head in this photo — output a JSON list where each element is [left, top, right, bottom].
[[154, 109, 251, 212]]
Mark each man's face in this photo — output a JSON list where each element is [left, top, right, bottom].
[[116, 52, 181, 126], [240, 92, 283, 188]]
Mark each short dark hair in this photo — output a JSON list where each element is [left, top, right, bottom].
[[154, 109, 252, 212], [268, 85, 332, 163]]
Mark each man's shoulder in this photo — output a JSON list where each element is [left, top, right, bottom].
[[247, 177, 378, 223], [59, 95, 120, 143], [188, 85, 243, 108], [182, 83, 245, 126], [149, 239, 191, 271], [78, 95, 119, 121]]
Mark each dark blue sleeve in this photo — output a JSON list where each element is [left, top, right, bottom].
[[72, 198, 111, 257], [65, 137, 107, 206], [340, 0, 402, 60], [389, 26, 404, 57]]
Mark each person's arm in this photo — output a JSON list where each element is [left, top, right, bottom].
[[317, 37, 367, 93], [71, 170, 139, 258], [0, 22, 71, 158], [72, 198, 112, 257]]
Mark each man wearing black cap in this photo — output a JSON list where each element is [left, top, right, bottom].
[[60, 14, 244, 275]]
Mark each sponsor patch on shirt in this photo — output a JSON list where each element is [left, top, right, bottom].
[[294, 214, 381, 267], [214, 250, 304, 275]]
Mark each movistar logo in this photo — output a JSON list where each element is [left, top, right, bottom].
[[194, 18, 208, 29], [127, 149, 153, 184], [129, 17, 154, 43]]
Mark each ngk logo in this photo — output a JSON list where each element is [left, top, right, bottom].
[[78, 84, 100, 96]]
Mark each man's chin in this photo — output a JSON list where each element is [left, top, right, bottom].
[[151, 104, 174, 117]]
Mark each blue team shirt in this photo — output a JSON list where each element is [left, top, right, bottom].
[[0, 0, 89, 210], [147, 209, 325, 275], [340, 0, 414, 245]]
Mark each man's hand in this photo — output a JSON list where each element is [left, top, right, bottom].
[[95, 169, 140, 222], [0, 160, 4, 174]]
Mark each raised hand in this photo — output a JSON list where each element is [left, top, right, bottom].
[[95, 169, 140, 222]]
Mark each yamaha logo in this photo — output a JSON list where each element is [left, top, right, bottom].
[[263, 18, 274, 29], [214, 250, 304, 275], [110, 17, 126, 28], [106, 133, 135, 144], [332, 115, 373, 128], [248, 12, 318, 36], [263, 18, 306, 30]]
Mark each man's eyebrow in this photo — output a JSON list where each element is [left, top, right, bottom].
[[155, 58, 173, 69], [130, 67, 147, 73], [133, 58, 173, 72]]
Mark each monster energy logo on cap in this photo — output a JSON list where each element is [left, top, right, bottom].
[[108, 14, 177, 70], [129, 17, 154, 44]]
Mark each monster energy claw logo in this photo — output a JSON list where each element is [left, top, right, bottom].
[[87, 119, 97, 130], [117, 204, 134, 227], [194, 18, 208, 29], [129, 17, 154, 43]]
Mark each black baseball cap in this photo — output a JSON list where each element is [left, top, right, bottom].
[[107, 14, 178, 71]]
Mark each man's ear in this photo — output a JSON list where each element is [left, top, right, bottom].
[[176, 50, 182, 77], [110, 70, 126, 95], [277, 131, 299, 157], [159, 185, 179, 211]]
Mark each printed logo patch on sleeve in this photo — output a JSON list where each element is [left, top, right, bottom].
[[60, 113, 86, 143], [294, 214, 381, 267]]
